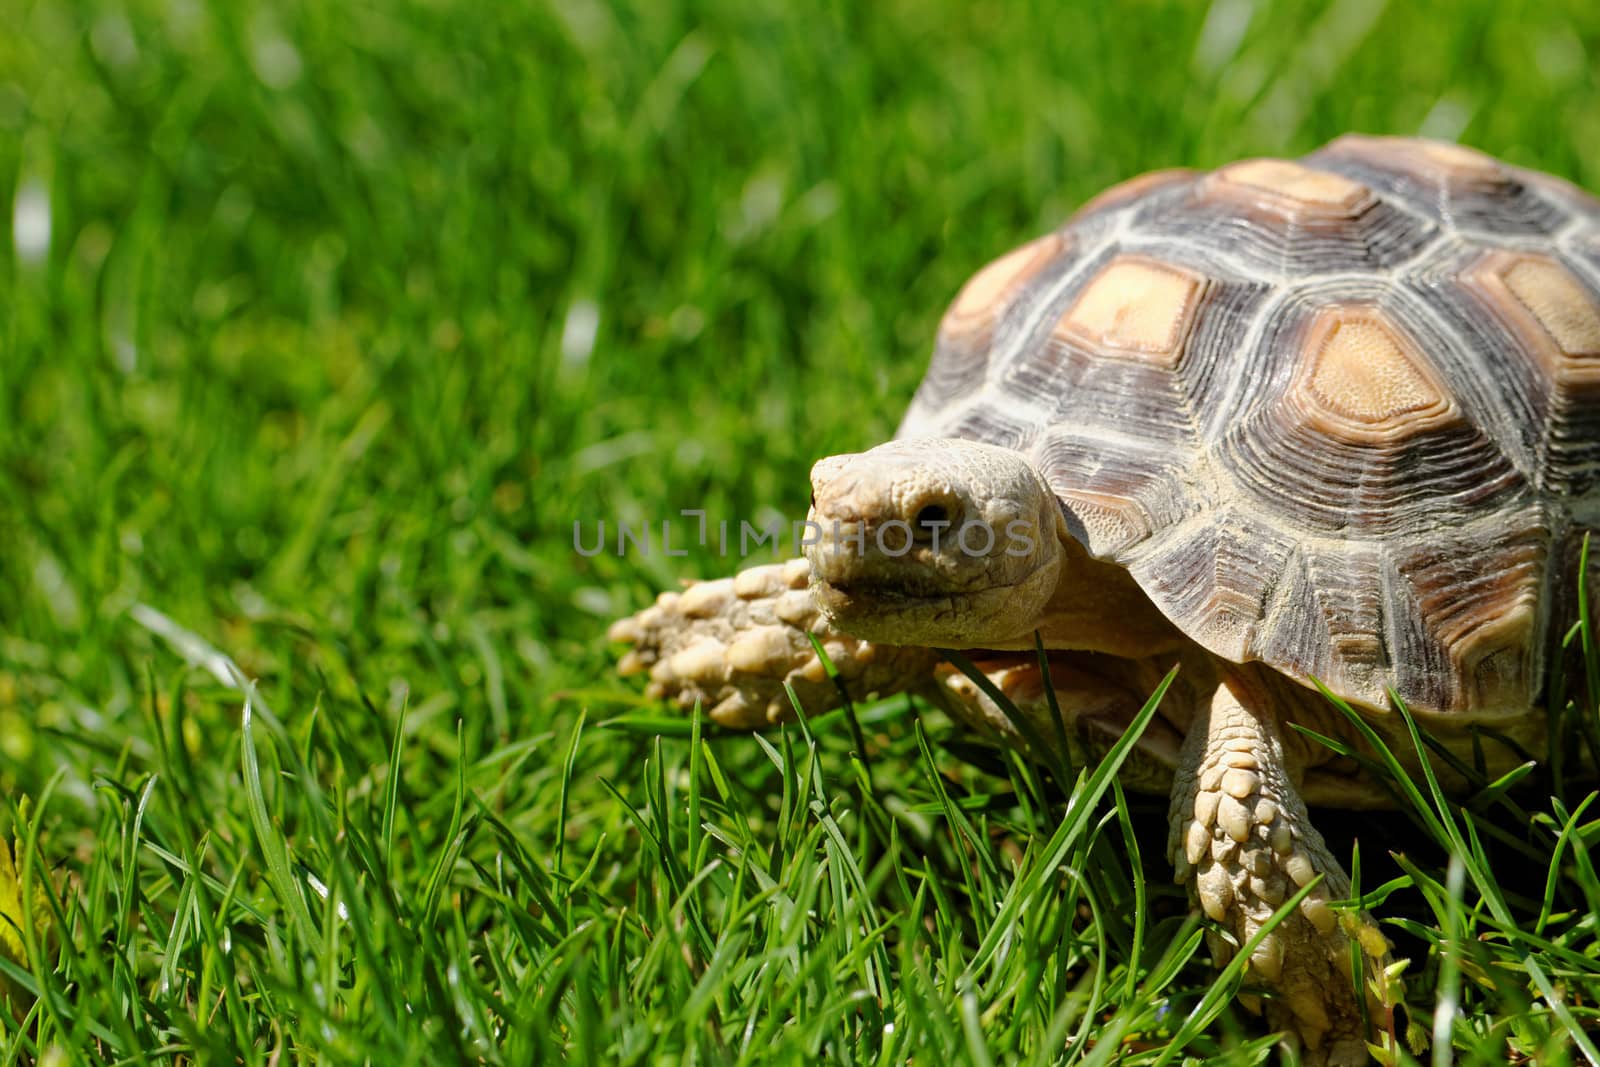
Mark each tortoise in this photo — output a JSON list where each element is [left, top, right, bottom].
[[606, 134, 1600, 1064]]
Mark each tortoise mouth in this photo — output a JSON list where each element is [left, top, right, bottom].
[[811, 553, 1056, 609], [809, 579, 962, 641], [812, 576, 955, 610]]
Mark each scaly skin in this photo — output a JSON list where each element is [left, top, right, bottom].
[[609, 557, 941, 727], [1169, 668, 1390, 1067]]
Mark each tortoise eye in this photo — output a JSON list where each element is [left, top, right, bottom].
[[914, 503, 950, 531]]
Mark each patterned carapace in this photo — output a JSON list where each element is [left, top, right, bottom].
[[898, 135, 1600, 717]]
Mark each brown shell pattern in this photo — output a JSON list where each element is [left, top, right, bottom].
[[897, 135, 1600, 716]]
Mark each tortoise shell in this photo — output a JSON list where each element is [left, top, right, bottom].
[[897, 135, 1600, 717]]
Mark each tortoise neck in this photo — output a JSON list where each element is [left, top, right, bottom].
[[1024, 533, 1187, 657]]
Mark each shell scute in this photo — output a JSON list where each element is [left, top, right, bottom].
[[1055, 253, 1208, 367], [1206, 158, 1375, 215], [1251, 545, 1388, 704], [1136, 155, 1436, 277], [1295, 307, 1458, 440], [1309, 133, 1569, 236], [1217, 293, 1527, 540], [1386, 519, 1548, 712], [1037, 430, 1195, 556], [1458, 250, 1600, 495], [1072, 167, 1199, 220], [1129, 508, 1296, 663], [911, 234, 1075, 423]]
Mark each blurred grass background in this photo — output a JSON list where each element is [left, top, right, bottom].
[[3, 0, 1600, 1062]]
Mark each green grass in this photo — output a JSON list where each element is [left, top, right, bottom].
[[5, 0, 1600, 1063]]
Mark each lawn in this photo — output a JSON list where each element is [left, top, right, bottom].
[[5, 0, 1600, 1063]]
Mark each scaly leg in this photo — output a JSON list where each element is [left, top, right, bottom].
[[1168, 670, 1390, 1067], [609, 558, 941, 728]]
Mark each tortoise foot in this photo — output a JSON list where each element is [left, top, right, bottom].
[[1171, 672, 1390, 1065], [609, 558, 937, 727]]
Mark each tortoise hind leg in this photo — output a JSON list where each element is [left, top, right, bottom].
[[609, 557, 941, 728], [1168, 669, 1390, 1067]]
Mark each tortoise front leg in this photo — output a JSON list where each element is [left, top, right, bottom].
[[1168, 669, 1390, 1067], [608, 558, 941, 728]]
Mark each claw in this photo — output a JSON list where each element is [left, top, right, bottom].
[[709, 692, 760, 729], [1206, 929, 1236, 968]]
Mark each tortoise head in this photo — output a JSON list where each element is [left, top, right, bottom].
[[804, 438, 1071, 647]]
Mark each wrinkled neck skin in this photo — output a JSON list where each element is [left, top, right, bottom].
[[994, 525, 1187, 658]]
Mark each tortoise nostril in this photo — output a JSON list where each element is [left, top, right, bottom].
[[914, 504, 951, 532]]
